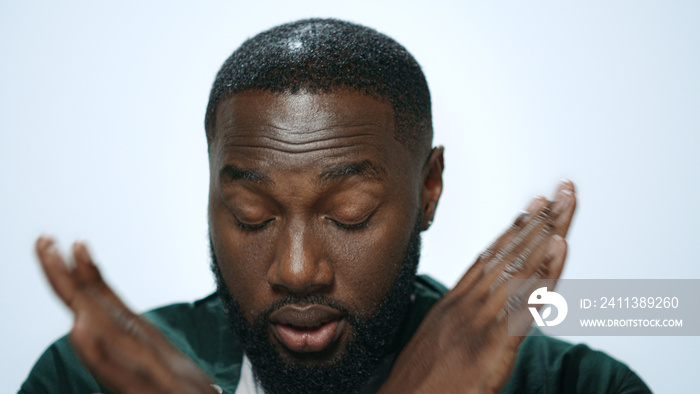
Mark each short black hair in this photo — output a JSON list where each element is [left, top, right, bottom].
[[204, 18, 432, 153]]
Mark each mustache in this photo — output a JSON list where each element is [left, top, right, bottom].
[[209, 254, 354, 325], [258, 294, 352, 324]]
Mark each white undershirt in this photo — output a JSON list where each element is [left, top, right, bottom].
[[234, 355, 264, 394]]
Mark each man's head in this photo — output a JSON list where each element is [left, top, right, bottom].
[[205, 19, 444, 393], [204, 18, 432, 155]]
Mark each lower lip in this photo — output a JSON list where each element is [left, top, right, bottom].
[[273, 319, 343, 353]]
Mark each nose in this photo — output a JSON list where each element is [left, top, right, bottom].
[[266, 221, 334, 294]]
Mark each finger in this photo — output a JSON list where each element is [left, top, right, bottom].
[[550, 180, 577, 238], [483, 198, 550, 273], [482, 182, 574, 293], [498, 278, 547, 338], [72, 241, 104, 286], [74, 301, 217, 393], [70, 321, 153, 394], [71, 298, 188, 393], [543, 235, 567, 281], [453, 196, 549, 295], [94, 320, 214, 393], [479, 206, 553, 294], [488, 235, 567, 326], [443, 232, 565, 348], [41, 239, 213, 393], [71, 241, 137, 316], [36, 236, 80, 309], [475, 230, 559, 321], [484, 185, 571, 297], [101, 332, 179, 391], [68, 241, 186, 388], [483, 196, 548, 264], [80, 288, 213, 391]]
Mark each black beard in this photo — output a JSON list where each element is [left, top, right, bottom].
[[210, 215, 422, 394]]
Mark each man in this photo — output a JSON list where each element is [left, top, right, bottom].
[[22, 19, 649, 393]]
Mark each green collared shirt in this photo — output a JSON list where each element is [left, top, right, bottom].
[[20, 275, 650, 393]]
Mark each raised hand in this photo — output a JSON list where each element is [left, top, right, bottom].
[[35, 237, 217, 394], [380, 180, 577, 393]]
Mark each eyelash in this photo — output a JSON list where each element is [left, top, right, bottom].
[[332, 216, 372, 230], [235, 216, 372, 231], [236, 218, 274, 232]]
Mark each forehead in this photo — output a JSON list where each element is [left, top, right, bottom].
[[209, 90, 414, 178]]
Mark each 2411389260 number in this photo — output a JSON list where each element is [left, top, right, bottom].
[[599, 296, 679, 309]]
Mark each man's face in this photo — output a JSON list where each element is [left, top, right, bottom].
[[207, 89, 429, 391]]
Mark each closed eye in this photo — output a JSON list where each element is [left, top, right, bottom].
[[236, 218, 274, 231], [331, 215, 372, 230]]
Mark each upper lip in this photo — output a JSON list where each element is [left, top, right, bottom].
[[269, 304, 343, 328]]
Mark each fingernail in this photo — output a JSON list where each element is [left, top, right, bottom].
[[561, 179, 575, 192], [46, 243, 59, 256], [556, 179, 572, 192], [73, 240, 92, 264], [526, 195, 546, 213], [37, 234, 54, 249], [552, 190, 572, 213], [72, 240, 83, 254], [513, 212, 527, 227]]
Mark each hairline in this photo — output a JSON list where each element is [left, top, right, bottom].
[[206, 87, 432, 157]]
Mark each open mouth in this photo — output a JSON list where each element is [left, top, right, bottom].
[[269, 304, 346, 353]]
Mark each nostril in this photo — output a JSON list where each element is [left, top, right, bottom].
[[266, 257, 334, 294]]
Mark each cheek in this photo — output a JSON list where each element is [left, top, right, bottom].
[[210, 201, 277, 320], [330, 188, 421, 314], [326, 218, 413, 317]]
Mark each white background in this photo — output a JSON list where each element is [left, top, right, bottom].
[[2, 1, 699, 392]]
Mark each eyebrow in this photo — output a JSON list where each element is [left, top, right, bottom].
[[317, 160, 387, 184], [219, 165, 272, 185], [219, 160, 386, 187]]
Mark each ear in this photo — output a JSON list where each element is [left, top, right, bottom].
[[420, 146, 445, 231]]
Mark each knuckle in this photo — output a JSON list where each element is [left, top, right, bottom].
[[71, 318, 92, 346], [560, 239, 569, 256]]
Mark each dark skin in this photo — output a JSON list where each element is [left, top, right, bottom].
[[35, 89, 576, 393], [208, 90, 431, 360]]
